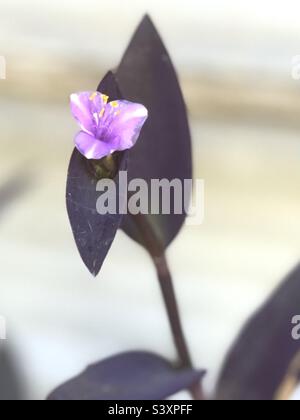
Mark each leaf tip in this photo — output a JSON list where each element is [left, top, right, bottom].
[[97, 71, 119, 95], [91, 270, 99, 278], [136, 13, 159, 35], [141, 13, 154, 25]]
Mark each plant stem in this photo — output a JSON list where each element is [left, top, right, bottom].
[[131, 214, 204, 400], [154, 254, 204, 400], [154, 255, 192, 368]]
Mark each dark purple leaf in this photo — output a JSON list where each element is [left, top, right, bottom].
[[116, 15, 193, 250], [66, 72, 128, 276], [216, 264, 300, 400], [48, 351, 204, 401]]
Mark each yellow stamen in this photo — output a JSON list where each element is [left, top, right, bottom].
[[101, 94, 109, 104], [99, 108, 105, 118], [110, 101, 119, 108], [89, 92, 97, 101]]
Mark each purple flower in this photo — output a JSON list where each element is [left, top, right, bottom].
[[70, 92, 148, 160]]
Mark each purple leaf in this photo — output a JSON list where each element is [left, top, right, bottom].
[[216, 263, 300, 400], [66, 72, 128, 276], [48, 352, 204, 401], [116, 15, 193, 250]]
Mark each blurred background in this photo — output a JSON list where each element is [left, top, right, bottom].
[[1, 0, 300, 400]]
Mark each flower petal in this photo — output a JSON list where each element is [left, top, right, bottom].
[[75, 131, 118, 160], [105, 101, 148, 151], [70, 92, 108, 136]]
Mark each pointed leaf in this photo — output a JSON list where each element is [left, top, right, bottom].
[[216, 264, 300, 400], [48, 351, 204, 401], [116, 15, 193, 250], [66, 72, 128, 276]]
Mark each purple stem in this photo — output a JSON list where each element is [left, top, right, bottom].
[[131, 213, 204, 400]]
